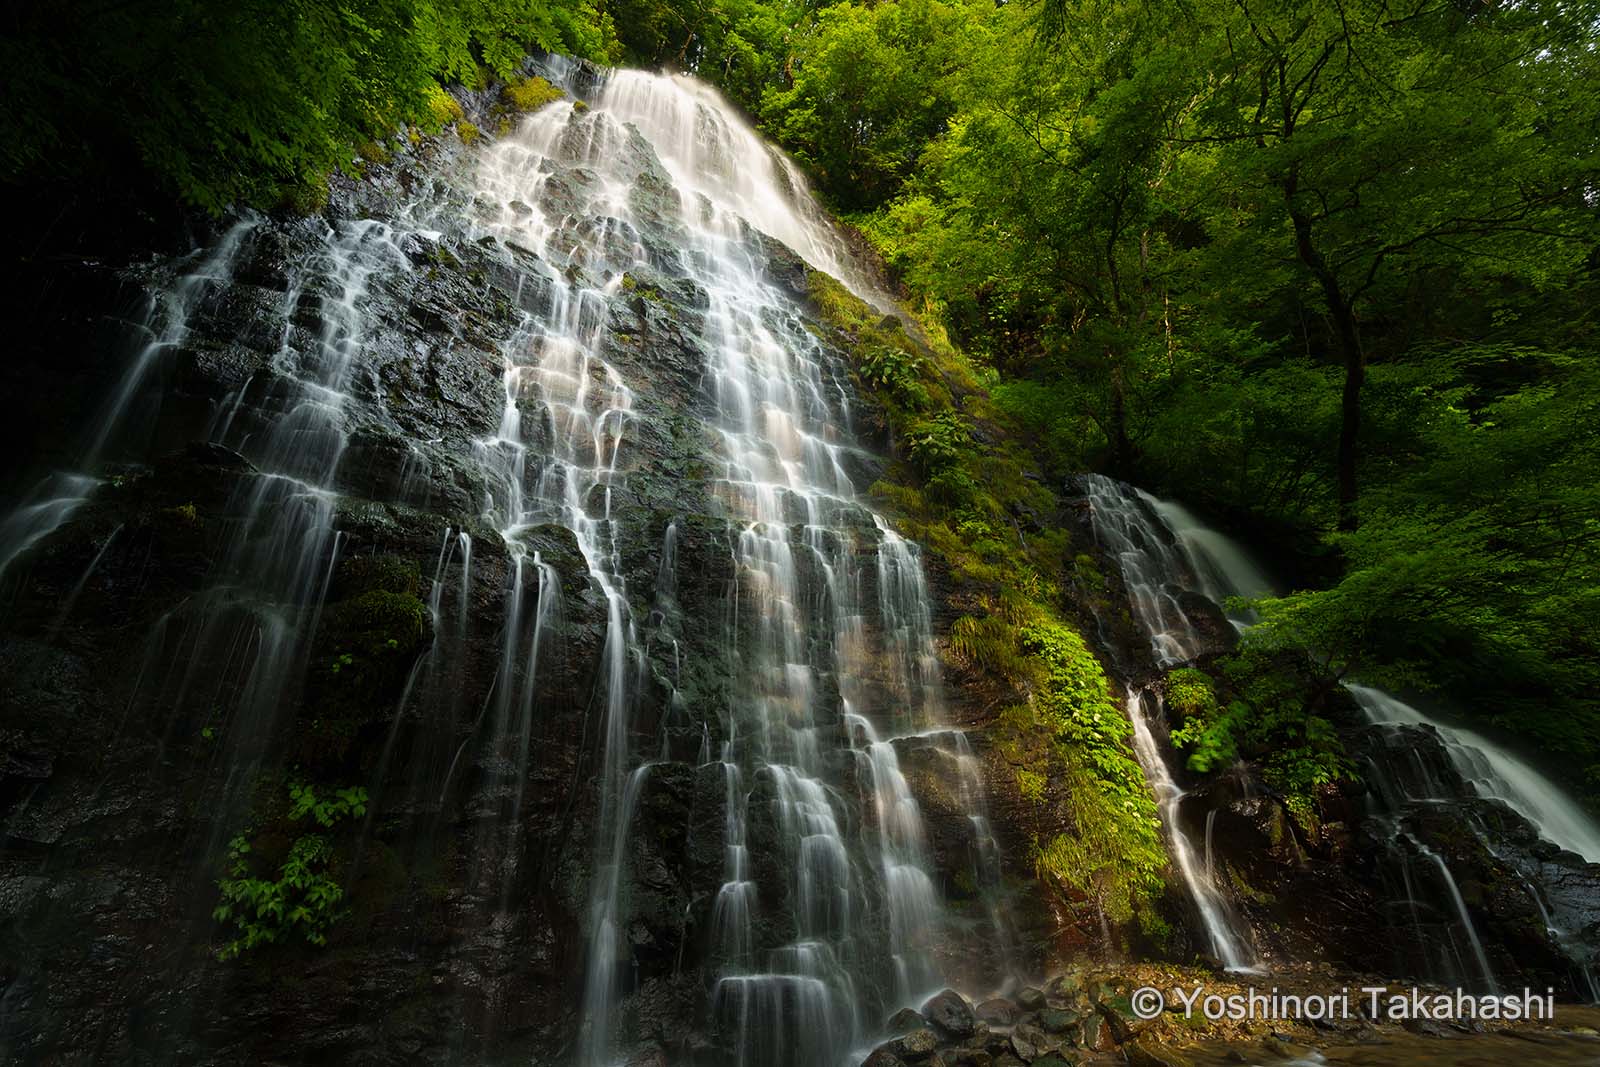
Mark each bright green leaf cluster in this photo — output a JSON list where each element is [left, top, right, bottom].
[[212, 782, 369, 960]]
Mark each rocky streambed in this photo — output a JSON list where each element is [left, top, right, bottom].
[[856, 965, 1600, 1067]]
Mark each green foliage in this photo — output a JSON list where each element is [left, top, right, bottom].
[[1165, 654, 1356, 832], [1166, 666, 1240, 775], [422, 83, 466, 131], [777, 0, 1600, 791], [1237, 345, 1600, 768], [995, 619, 1166, 924], [757, 0, 983, 211], [859, 344, 929, 410], [213, 783, 369, 960], [2, 0, 618, 212], [904, 411, 970, 475], [1164, 668, 1215, 719], [949, 615, 1026, 679], [288, 781, 371, 827]]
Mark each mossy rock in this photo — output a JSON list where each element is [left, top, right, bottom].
[[330, 554, 423, 601], [502, 75, 565, 113], [321, 589, 427, 660], [298, 557, 431, 764]]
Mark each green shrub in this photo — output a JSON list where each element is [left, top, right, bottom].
[[860, 344, 930, 409], [422, 84, 465, 131], [905, 411, 971, 474], [213, 783, 369, 960]]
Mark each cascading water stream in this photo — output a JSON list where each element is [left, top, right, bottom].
[[0, 57, 1011, 1064], [1348, 685, 1600, 865], [1080, 473, 1600, 993], [466, 62, 1004, 1064], [1125, 688, 1256, 971], [1078, 474, 1261, 971], [1, 219, 257, 591], [1348, 683, 1600, 994]]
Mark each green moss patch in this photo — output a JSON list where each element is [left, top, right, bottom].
[[502, 74, 565, 113], [806, 267, 1167, 932]]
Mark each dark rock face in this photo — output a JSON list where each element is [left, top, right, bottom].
[[974, 998, 1018, 1027], [0, 69, 1023, 1067]]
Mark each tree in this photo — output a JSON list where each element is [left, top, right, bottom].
[[1176, 0, 1599, 528], [759, 0, 980, 212]]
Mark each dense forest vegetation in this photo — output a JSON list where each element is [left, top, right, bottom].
[[5, 0, 1597, 822]]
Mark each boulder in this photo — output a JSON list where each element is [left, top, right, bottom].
[[1093, 999, 1134, 1045], [1010, 1022, 1056, 1061], [887, 1007, 928, 1033], [922, 989, 976, 1038], [898, 1027, 940, 1058], [1045, 973, 1081, 1000], [975, 998, 1018, 1027]]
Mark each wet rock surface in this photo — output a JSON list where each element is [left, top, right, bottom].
[[0, 66, 1013, 1067], [868, 967, 1600, 1067]]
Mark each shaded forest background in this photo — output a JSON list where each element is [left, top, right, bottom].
[[3, 0, 1598, 809]]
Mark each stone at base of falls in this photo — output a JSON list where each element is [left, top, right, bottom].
[[1039, 1008, 1080, 1034], [1123, 1041, 1195, 1067], [889, 1006, 931, 1033], [1045, 973, 1082, 999], [1016, 987, 1047, 1012], [1009, 1022, 1057, 1061], [1092, 1000, 1136, 1046], [863, 1049, 908, 1067], [975, 997, 1019, 1026], [923, 988, 977, 1037], [898, 1027, 942, 1056]]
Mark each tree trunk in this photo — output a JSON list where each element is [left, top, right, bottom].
[[1335, 335, 1364, 531], [1286, 193, 1364, 531], [1109, 353, 1132, 477]]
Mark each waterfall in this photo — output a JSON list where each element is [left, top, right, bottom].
[[1, 218, 257, 591], [1348, 685, 1600, 864], [1078, 474, 1262, 970], [552, 69, 975, 1060], [1350, 683, 1600, 994], [0, 57, 1007, 1063], [1079, 473, 1600, 994]]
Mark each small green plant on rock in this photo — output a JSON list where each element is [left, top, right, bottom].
[[859, 344, 929, 409], [905, 411, 971, 475], [213, 782, 368, 960]]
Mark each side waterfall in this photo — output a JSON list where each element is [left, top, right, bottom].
[[1078, 474, 1261, 970], [1079, 474, 1600, 993]]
